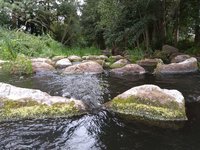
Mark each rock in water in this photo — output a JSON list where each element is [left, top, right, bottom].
[[63, 61, 104, 74], [110, 59, 129, 69], [155, 57, 198, 74], [55, 58, 72, 68], [171, 54, 191, 63], [68, 55, 82, 62], [110, 64, 145, 75], [32, 62, 55, 72], [105, 85, 187, 122], [0, 82, 86, 121]]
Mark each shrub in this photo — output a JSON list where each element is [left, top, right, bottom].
[[127, 48, 144, 63], [2, 54, 33, 75]]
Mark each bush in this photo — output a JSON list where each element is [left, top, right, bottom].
[[127, 48, 144, 63], [2, 54, 33, 75], [0, 28, 102, 59]]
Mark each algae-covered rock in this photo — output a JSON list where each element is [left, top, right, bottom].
[[0, 82, 86, 121], [110, 59, 129, 69], [155, 57, 198, 74], [105, 85, 187, 122], [63, 61, 104, 74], [110, 64, 145, 75]]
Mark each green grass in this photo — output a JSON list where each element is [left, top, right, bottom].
[[0, 28, 101, 60], [127, 48, 144, 63]]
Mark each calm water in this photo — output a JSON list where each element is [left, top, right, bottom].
[[0, 71, 200, 150]]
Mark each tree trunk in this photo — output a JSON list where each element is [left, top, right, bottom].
[[195, 25, 200, 46], [174, 3, 180, 46]]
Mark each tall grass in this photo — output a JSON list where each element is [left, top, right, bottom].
[[0, 28, 101, 60], [127, 48, 145, 63]]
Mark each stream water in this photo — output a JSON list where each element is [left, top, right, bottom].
[[0, 71, 200, 150]]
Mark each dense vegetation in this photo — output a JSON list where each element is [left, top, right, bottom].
[[0, 0, 199, 57]]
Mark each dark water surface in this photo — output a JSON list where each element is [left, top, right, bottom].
[[0, 71, 200, 150]]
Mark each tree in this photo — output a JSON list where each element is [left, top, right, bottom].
[[81, 0, 105, 49]]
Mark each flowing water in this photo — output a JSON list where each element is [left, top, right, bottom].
[[0, 71, 200, 150]]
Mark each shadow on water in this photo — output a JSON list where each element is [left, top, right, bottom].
[[0, 71, 200, 149]]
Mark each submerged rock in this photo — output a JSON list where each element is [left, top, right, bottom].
[[171, 54, 191, 63], [110, 59, 129, 69], [63, 61, 104, 74], [68, 55, 82, 62], [55, 58, 72, 68], [110, 64, 145, 75], [155, 57, 198, 74], [105, 85, 187, 122], [32, 62, 55, 72], [0, 82, 86, 121]]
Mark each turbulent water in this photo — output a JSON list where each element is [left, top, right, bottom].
[[0, 71, 200, 150]]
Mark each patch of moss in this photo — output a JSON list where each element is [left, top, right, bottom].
[[107, 96, 187, 121], [110, 63, 126, 69], [0, 99, 83, 122]]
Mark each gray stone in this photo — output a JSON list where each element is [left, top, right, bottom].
[[110, 64, 145, 75], [171, 55, 191, 63], [155, 57, 198, 74], [105, 84, 187, 121], [63, 61, 104, 74], [55, 58, 72, 68]]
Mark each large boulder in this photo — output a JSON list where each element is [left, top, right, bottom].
[[155, 57, 198, 74], [171, 54, 191, 63], [110, 64, 145, 75], [110, 59, 129, 69], [55, 58, 72, 68], [68, 55, 82, 62], [0, 82, 86, 121], [63, 61, 104, 74], [105, 85, 187, 122], [162, 45, 179, 56], [32, 62, 55, 72]]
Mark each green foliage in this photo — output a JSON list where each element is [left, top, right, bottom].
[[127, 48, 144, 63], [2, 54, 33, 75], [0, 28, 65, 58]]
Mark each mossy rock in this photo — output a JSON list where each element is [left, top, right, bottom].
[[0, 99, 85, 122], [105, 85, 187, 127]]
